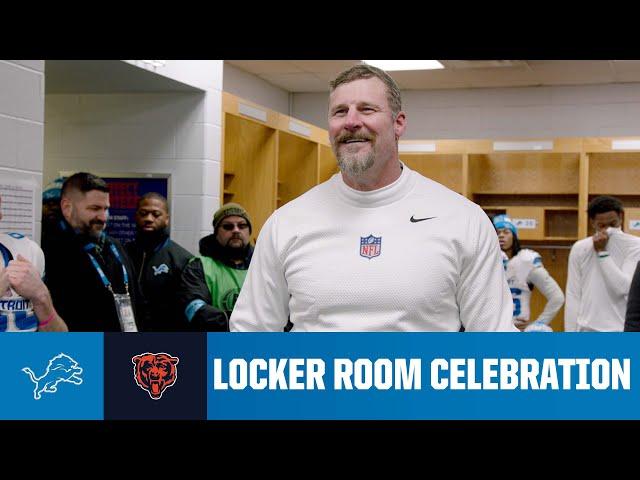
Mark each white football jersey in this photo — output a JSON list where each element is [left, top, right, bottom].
[[505, 249, 542, 321], [0, 232, 45, 332]]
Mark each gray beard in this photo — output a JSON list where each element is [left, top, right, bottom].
[[337, 151, 375, 177]]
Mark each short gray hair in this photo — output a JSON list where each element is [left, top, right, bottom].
[[329, 64, 402, 118]]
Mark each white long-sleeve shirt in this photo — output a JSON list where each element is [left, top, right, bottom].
[[565, 228, 640, 332], [230, 165, 516, 332]]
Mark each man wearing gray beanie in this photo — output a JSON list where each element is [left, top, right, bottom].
[[177, 203, 254, 331]]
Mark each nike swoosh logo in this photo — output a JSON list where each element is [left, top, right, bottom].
[[410, 216, 437, 223]]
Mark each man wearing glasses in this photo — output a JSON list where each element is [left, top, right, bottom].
[[178, 203, 253, 331]]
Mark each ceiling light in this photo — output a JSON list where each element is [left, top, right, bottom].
[[363, 60, 444, 71]]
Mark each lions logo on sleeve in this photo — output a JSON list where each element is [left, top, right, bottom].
[[505, 249, 543, 322], [0, 233, 45, 332]]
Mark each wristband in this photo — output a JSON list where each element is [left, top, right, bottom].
[[38, 312, 56, 328], [597, 251, 610, 259]]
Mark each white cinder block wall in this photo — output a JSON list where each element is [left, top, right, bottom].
[[44, 61, 224, 254], [292, 83, 640, 139], [0, 60, 45, 243]]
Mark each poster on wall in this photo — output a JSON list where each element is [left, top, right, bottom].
[[60, 172, 170, 246], [0, 169, 37, 240]]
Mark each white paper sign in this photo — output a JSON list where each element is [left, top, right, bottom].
[[513, 218, 537, 230], [629, 220, 640, 231], [0, 175, 36, 239]]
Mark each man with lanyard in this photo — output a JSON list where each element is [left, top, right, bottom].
[[42, 172, 143, 332], [0, 194, 67, 332], [125, 192, 193, 331], [178, 203, 253, 331]]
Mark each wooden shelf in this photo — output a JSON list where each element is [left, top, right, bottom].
[[469, 152, 580, 196], [400, 153, 463, 193], [319, 144, 338, 184], [222, 110, 277, 235], [277, 130, 318, 208], [223, 93, 334, 233]]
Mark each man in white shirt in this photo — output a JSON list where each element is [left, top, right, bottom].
[[565, 195, 640, 331], [230, 64, 515, 332]]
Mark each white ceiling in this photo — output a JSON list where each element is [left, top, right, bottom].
[[45, 60, 202, 93], [226, 60, 640, 92]]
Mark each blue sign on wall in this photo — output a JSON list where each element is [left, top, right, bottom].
[[102, 177, 169, 246]]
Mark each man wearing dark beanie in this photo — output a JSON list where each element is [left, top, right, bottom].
[[177, 203, 253, 331]]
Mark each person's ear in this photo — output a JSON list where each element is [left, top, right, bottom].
[[394, 111, 406, 140], [60, 196, 72, 220]]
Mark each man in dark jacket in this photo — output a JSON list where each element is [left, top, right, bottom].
[[43, 172, 144, 332], [178, 203, 253, 331], [125, 192, 193, 331]]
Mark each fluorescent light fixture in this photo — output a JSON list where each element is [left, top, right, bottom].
[[612, 139, 640, 150], [363, 60, 444, 71], [399, 143, 437, 153], [493, 141, 553, 151]]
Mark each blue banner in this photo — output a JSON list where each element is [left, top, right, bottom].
[[3, 332, 640, 420], [207, 333, 639, 420], [0, 333, 103, 420]]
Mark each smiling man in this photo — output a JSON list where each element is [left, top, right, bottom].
[[42, 172, 144, 332], [230, 64, 515, 332]]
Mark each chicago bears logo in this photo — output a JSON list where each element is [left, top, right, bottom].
[[132, 352, 179, 400]]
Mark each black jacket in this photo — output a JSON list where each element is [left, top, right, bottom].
[[177, 234, 253, 331], [125, 232, 193, 331], [43, 220, 144, 332]]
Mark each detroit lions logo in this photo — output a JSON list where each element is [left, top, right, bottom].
[[22, 353, 84, 400], [221, 288, 241, 312], [152, 264, 170, 276], [132, 352, 179, 400], [360, 235, 382, 259]]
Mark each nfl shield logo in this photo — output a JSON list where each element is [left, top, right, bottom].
[[360, 234, 382, 259]]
